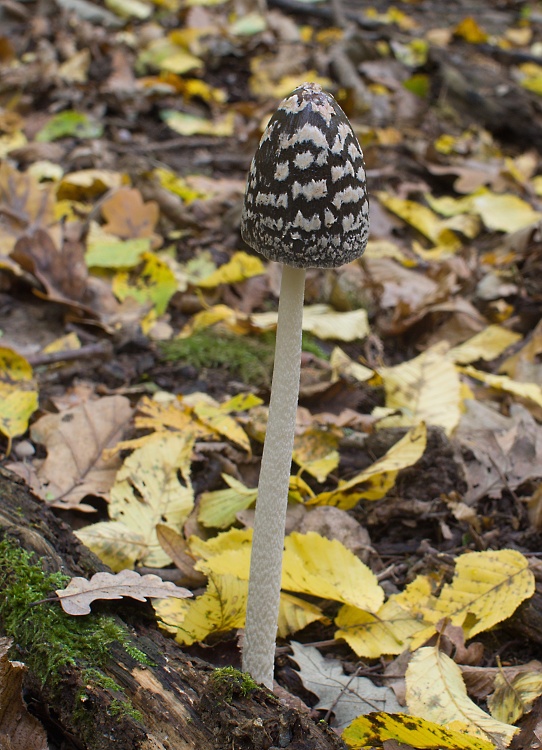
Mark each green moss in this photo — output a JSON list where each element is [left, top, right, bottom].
[[0, 538, 151, 699], [158, 329, 329, 388], [108, 698, 143, 723], [209, 666, 259, 701]]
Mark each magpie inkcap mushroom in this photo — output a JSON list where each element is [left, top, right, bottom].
[[240, 82, 369, 689]]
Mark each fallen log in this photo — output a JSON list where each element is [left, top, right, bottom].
[[0, 466, 345, 750]]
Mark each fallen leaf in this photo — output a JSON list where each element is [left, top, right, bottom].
[[282, 532, 385, 612], [309, 422, 427, 508], [252, 304, 370, 342], [432, 549, 535, 639], [196, 251, 265, 287], [153, 573, 247, 646], [376, 342, 462, 435], [448, 326, 522, 365], [406, 646, 518, 746], [101, 187, 160, 247], [335, 575, 439, 658], [455, 401, 542, 503], [0, 637, 48, 750], [278, 593, 326, 638], [56, 569, 191, 615], [488, 669, 542, 724], [29, 395, 133, 509], [109, 431, 195, 567], [0, 348, 38, 444], [343, 712, 495, 750], [198, 474, 258, 528], [289, 641, 401, 731]]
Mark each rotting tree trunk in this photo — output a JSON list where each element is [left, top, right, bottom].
[[0, 467, 346, 750]]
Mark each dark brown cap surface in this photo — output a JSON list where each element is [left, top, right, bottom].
[[241, 82, 369, 269]]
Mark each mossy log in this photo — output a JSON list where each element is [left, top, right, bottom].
[[0, 467, 345, 750]]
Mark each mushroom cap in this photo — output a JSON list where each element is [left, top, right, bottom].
[[241, 82, 369, 269]]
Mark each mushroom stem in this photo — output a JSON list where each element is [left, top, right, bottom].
[[242, 264, 306, 688]]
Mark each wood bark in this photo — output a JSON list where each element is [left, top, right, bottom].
[[0, 467, 346, 750]]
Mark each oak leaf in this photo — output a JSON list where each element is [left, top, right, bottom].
[[56, 570, 192, 615]]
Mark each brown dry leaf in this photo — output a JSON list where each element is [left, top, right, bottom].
[[0, 161, 56, 256], [101, 187, 161, 248], [56, 569, 192, 615], [0, 637, 48, 750], [455, 401, 542, 503], [156, 524, 207, 586], [29, 395, 133, 509], [11, 229, 92, 312]]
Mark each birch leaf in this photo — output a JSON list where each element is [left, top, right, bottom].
[[335, 575, 439, 658], [343, 712, 495, 750], [198, 474, 258, 528], [56, 570, 192, 615], [282, 532, 384, 612], [433, 549, 535, 638], [153, 574, 247, 646], [460, 365, 542, 409], [406, 646, 518, 746], [376, 342, 462, 434], [488, 670, 542, 724], [309, 422, 427, 508], [448, 326, 522, 365], [109, 431, 195, 567], [277, 593, 326, 638]]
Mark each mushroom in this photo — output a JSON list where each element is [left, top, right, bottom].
[[240, 82, 369, 688]]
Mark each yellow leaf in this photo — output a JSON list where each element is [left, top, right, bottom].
[[154, 574, 248, 646], [193, 400, 252, 452], [335, 575, 439, 658], [251, 305, 369, 342], [109, 432, 195, 567], [377, 342, 462, 434], [471, 190, 541, 232], [454, 16, 488, 43], [139, 38, 202, 74], [152, 168, 204, 203], [277, 592, 326, 638], [179, 304, 247, 338], [197, 251, 265, 287], [434, 549, 535, 638], [406, 646, 518, 746], [86, 225, 150, 268], [198, 474, 258, 528], [0, 347, 39, 442], [161, 110, 235, 137], [57, 169, 128, 200], [282, 532, 384, 612], [489, 669, 542, 724], [376, 192, 461, 250], [189, 527, 253, 561], [448, 326, 522, 365], [132, 394, 206, 437], [105, 0, 152, 19], [460, 365, 542, 409], [330, 347, 375, 383], [112, 251, 177, 316], [75, 521, 145, 572], [292, 428, 340, 483], [343, 711, 495, 750], [309, 423, 427, 508]]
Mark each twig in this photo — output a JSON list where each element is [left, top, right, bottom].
[[27, 340, 113, 367]]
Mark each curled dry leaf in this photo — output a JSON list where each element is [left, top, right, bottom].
[[56, 569, 192, 615], [0, 637, 48, 750]]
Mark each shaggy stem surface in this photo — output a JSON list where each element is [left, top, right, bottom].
[[242, 264, 306, 688]]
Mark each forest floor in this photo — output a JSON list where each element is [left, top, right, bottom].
[[2, 0, 542, 748]]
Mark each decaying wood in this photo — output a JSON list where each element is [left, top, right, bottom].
[[0, 467, 346, 750]]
